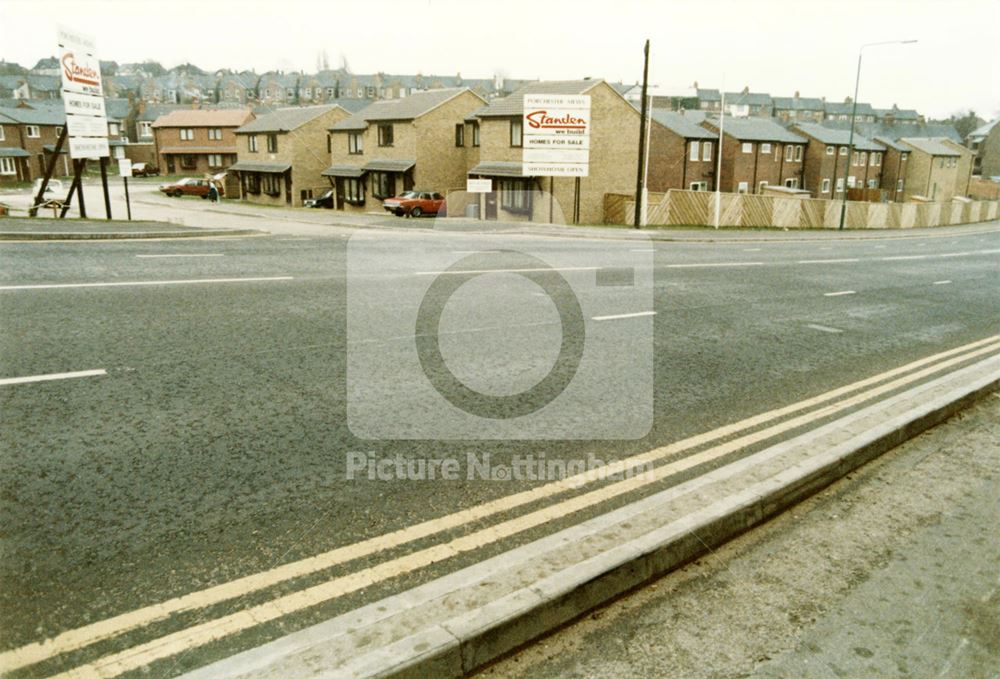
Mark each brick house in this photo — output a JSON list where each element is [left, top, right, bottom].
[[218, 73, 258, 104], [824, 98, 876, 123], [897, 137, 971, 201], [324, 88, 486, 212], [647, 110, 718, 191], [468, 79, 639, 224], [697, 87, 772, 117], [152, 107, 254, 175], [873, 136, 911, 202], [700, 117, 807, 194], [772, 93, 825, 123], [231, 104, 356, 207], [256, 73, 300, 106], [0, 105, 69, 182], [968, 118, 999, 177], [792, 122, 886, 198]]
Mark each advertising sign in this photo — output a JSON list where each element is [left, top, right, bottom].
[[522, 94, 591, 177], [118, 158, 132, 178], [57, 26, 108, 159], [466, 178, 493, 193]]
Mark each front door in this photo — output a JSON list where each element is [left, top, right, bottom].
[[166, 156, 175, 174], [335, 179, 345, 209], [485, 191, 498, 220]]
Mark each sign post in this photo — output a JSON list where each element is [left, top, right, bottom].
[[58, 26, 110, 219], [522, 94, 591, 224], [119, 158, 132, 220]]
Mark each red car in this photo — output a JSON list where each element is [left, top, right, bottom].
[[382, 190, 445, 217], [159, 178, 219, 198]]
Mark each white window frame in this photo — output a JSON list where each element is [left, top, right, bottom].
[[510, 119, 522, 147], [26, 125, 40, 138], [867, 179, 878, 188], [138, 121, 153, 138], [248, 134, 258, 152], [180, 128, 194, 141], [702, 141, 712, 161], [901, 153, 908, 162], [821, 178, 831, 193], [785, 144, 794, 161], [836, 178, 845, 192], [859, 151, 867, 166], [839, 146, 847, 156], [741, 142, 752, 154], [758, 181, 769, 192], [689, 181, 707, 191], [689, 141, 699, 161], [784, 177, 798, 188], [826, 146, 834, 155], [897, 179, 904, 191], [0, 157, 15, 175], [207, 154, 223, 167], [208, 128, 223, 141], [794, 145, 803, 162], [760, 143, 771, 154], [0, 125, 5, 141], [737, 181, 749, 194], [348, 132, 363, 154], [108, 122, 120, 136]]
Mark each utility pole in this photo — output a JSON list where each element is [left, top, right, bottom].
[[714, 90, 726, 228], [634, 39, 650, 229]]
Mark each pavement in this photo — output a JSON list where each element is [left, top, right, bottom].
[[480, 391, 1000, 679], [0, 191, 998, 678], [0, 216, 264, 240]]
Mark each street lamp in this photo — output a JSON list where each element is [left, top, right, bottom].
[[838, 39, 918, 230]]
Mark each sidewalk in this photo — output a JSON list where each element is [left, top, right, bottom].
[[0, 216, 264, 240], [481, 392, 1000, 679]]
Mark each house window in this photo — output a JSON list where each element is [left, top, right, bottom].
[[248, 135, 258, 152], [286, 87, 295, 99], [207, 154, 223, 167], [343, 177, 364, 204], [266, 134, 278, 153], [371, 171, 393, 199], [262, 173, 281, 196], [859, 151, 866, 166], [26, 125, 40, 138], [0, 125, 5, 141], [180, 155, 196, 169], [208, 128, 222, 140], [500, 178, 532, 212], [784, 178, 798, 188], [867, 179, 878, 188], [897, 179, 904, 191], [759, 181, 768, 192], [378, 124, 393, 147], [871, 152, 880, 166], [304, 87, 312, 98], [741, 142, 752, 154], [55, 126, 63, 137], [472, 122, 480, 147], [326, 134, 331, 153], [702, 142, 712, 161], [760, 143, 771, 154], [246, 173, 260, 194], [689, 181, 708, 191], [108, 122, 120, 136], [847, 176, 856, 188], [785, 145, 794, 161], [836, 178, 845, 192], [839, 146, 847, 156], [0, 157, 15, 175], [180, 128, 194, 141], [510, 119, 522, 147], [901, 153, 908, 162], [737, 181, 749, 193], [689, 141, 699, 161], [349, 132, 363, 154], [826, 146, 834, 155], [821, 178, 831, 193], [455, 123, 464, 147], [794, 145, 803, 161]]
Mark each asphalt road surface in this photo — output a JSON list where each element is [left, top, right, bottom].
[[1, 218, 998, 677]]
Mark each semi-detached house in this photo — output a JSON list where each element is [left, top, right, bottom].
[[467, 79, 639, 224], [323, 88, 485, 212], [152, 108, 254, 175], [792, 122, 886, 199], [0, 105, 68, 182], [699, 116, 807, 194], [647, 110, 718, 192]]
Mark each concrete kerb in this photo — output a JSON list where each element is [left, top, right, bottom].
[[0, 229, 267, 241], [183, 352, 1000, 679]]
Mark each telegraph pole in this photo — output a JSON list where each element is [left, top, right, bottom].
[[634, 39, 650, 229]]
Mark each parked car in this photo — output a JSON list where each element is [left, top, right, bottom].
[[159, 178, 215, 198], [131, 162, 159, 177], [304, 189, 334, 209], [382, 190, 446, 217]]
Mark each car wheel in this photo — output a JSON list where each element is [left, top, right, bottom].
[[411, 207, 423, 218], [172, 190, 182, 197], [394, 209, 404, 217]]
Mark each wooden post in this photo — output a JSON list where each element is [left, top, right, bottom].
[[29, 127, 68, 217], [100, 156, 112, 220]]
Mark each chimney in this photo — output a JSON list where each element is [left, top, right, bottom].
[[742, 85, 749, 94], [794, 90, 800, 99]]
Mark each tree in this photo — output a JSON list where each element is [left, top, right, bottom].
[[140, 60, 166, 77], [951, 109, 984, 140], [170, 62, 206, 75], [0, 60, 28, 75]]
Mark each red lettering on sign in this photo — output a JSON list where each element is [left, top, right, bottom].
[[62, 52, 100, 87], [525, 110, 587, 130]]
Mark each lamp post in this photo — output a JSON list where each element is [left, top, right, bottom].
[[838, 39, 917, 230]]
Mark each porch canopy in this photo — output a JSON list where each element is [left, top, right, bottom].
[[321, 164, 365, 178], [228, 161, 291, 173]]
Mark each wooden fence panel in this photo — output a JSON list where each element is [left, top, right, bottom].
[[886, 203, 902, 229], [740, 195, 773, 227], [986, 202, 999, 220], [799, 199, 826, 228], [666, 189, 712, 226], [968, 202, 982, 223], [925, 203, 942, 227], [899, 204, 918, 228], [772, 198, 800, 228], [604, 193, 629, 225], [866, 203, 889, 229], [644, 192, 671, 225]]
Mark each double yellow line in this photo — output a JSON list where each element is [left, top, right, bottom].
[[6, 335, 1000, 678]]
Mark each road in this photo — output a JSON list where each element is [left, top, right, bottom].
[[0, 208, 998, 677]]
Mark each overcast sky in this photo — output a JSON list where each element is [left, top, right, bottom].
[[1, 0, 997, 120]]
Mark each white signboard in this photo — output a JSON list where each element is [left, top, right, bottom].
[[466, 178, 493, 193], [522, 94, 591, 177], [118, 158, 132, 177], [58, 26, 108, 159]]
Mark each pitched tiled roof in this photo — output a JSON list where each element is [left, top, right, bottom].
[[899, 137, 962, 157], [723, 91, 773, 107], [703, 117, 806, 143], [824, 100, 875, 116], [330, 88, 482, 131], [821, 120, 962, 144], [136, 104, 189, 122], [772, 96, 825, 111], [697, 88, 721, 102], [475, 80, 601, 117], [105, 98, 131, 120], [650, 110, 716, 139], [792, 123, 885, 151], [236, 105, 340, 133], [968, 118, 999, 139], [0, 106, 65, 125], [152, 108, 253, 128]]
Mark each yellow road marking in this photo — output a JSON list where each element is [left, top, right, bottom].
[[34, 339, 1000, 678], [5, 334, 999, 674]]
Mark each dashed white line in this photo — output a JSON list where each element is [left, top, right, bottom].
[[743, 248, 762, 252], [0, 276, 294, 291], [806, 324, 843, 334], [824, 290, 857, 297], [797, 258, 860, 264], [881, 255, 929, 261], [630, 248, 655, 252], [933, 280, 952, 285], [592, 311, 656, 321], [415, 267, 597, 276], [0, 369, 106, 387], [664, 262, 764, 269], [135, 254, 224, 258]]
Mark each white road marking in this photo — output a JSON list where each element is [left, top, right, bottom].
[[0, 276, 294, 291], [806, 324, 843, 334], [824, 290, 856, 297], [933, 280, 952, 285], [797, 258, 860, 264], [415, 267, 597, 276], [452, 250, 500, 254], [630, 248, 655, 252], [0, 369, 106, 387], [7, 335, 999, 674], [874, 244, 886, 249], [743, 248, 762, 252], [135, 254, 224, 258], [881, 255, 929, 261], [664, 262, 764, 269], [592, 311, 656, 321]]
